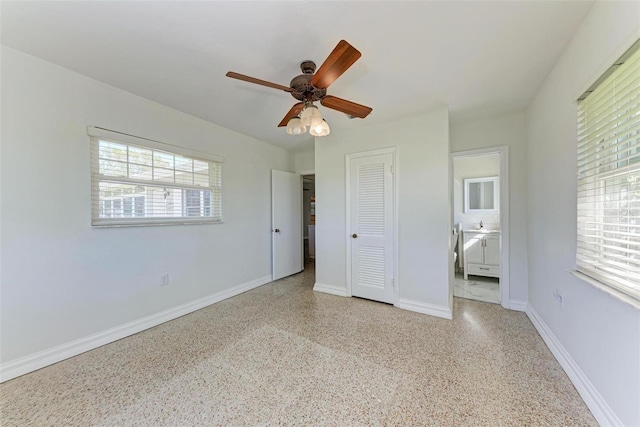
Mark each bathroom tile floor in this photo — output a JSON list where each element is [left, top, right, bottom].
[[0, 263, 596, 426], [454, 273, 500, 304]]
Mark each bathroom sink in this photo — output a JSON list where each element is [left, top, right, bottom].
[[463, 229, 500, 234]]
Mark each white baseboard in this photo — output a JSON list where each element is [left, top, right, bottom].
[[313, 282, 347, 297], [0, 275, 273, 383], [397, 298, 452, 320], [509, 299, 528, 312], [525, 306, 622, 427]]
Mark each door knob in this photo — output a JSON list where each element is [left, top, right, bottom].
[[352, 234, 358, 238], [274, 229, 280, 233]]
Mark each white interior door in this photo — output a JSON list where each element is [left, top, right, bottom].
[[349, 151, 395, 304], [272, 170, 302, 280]]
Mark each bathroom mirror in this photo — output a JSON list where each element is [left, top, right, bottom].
[[464, 176, 499, 212]]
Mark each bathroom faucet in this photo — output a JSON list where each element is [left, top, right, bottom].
[[480, 220, 484, 229]]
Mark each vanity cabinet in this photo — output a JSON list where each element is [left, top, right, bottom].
[[463, 231, 500, 279]]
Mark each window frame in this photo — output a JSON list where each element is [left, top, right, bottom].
[[575, 39, 640, 304], [88, 126, 223, 227]]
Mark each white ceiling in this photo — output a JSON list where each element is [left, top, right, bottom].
[[1, 1, 594, 151]]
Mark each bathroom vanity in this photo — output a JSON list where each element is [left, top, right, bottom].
[[462, 230, 500, 280]]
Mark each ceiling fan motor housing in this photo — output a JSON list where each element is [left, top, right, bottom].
[[226, 40, 372, 124], [290, 61, 327, 101]]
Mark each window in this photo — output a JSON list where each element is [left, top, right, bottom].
[[576, 40, 640, 302], [89, 127, 223, 226]]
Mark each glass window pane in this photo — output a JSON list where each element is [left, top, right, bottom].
[[101, 200, 113, 217], [129, 146, 152, 166], [128, 164, 152, 180], [175, 155, 193, 172], [203, 191, 212, 217], [113, 199, 122, 217], [194, 173, 209, 187], [209, 162, 221, 186], [154, 167, 174, 183], [175, 171, 194, 185], [194, 160, 209, 175], [153, 151, 174, 169], [123, 198, 133, 217], [134, 196, 145, 217], [184, 189, 202, 217], [99, 159, 127, 177], [99, 141, 127, 161]]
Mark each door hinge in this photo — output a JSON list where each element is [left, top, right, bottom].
[[392, 278, 395, 287], [390, 165, 394, 174]]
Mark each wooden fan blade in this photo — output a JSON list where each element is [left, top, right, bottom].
[[310, 40, 361, 89], [320, 95, 372, 119], [278, 102, 304, 127], [226, 72, 293, 92]]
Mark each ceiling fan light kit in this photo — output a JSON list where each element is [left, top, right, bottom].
[[300, 103, 321, 127], [310, 119, 331, 137], [286, 116, 306, 135], [226, 40, 372, 138]]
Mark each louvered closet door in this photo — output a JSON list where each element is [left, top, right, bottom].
[[349, 152, 395, 304]]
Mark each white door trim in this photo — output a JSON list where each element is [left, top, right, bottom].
[[451, 146, 511, 310], [345, 147, 399, 304]]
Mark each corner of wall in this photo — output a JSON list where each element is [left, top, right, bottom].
[[294, 147, 315, 173], [397, 299, 453, 320], [313, 283, 348, 297]]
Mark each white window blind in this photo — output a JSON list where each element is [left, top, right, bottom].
[[88, 127, 223, 226], [576, 40, 640, 302]]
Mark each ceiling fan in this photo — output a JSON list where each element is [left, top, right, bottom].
[[226, 40, 372, 137]]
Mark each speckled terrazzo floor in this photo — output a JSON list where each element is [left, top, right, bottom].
[[1, 263, 597, 426]]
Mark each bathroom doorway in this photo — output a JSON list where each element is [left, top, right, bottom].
[[451, 147, 510, 307], [302, 174, 315, 271]]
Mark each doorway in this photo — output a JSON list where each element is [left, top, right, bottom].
[[302, 174, 316, 271], [451, 147, 510, 308]]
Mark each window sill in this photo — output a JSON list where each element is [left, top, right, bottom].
[[92, 218, 223, 228], [569, 270, 640, 310]]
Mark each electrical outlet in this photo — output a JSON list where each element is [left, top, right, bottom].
[[161, 274, 170, 286]]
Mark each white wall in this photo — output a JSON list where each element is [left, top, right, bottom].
[[525, 2, 640, 425], [315, 108, 451, 316], [450, 111, 528, 305], [452, 154, 500, 229], [0, 47, 292, 366], [294, 149, 315, 173]]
